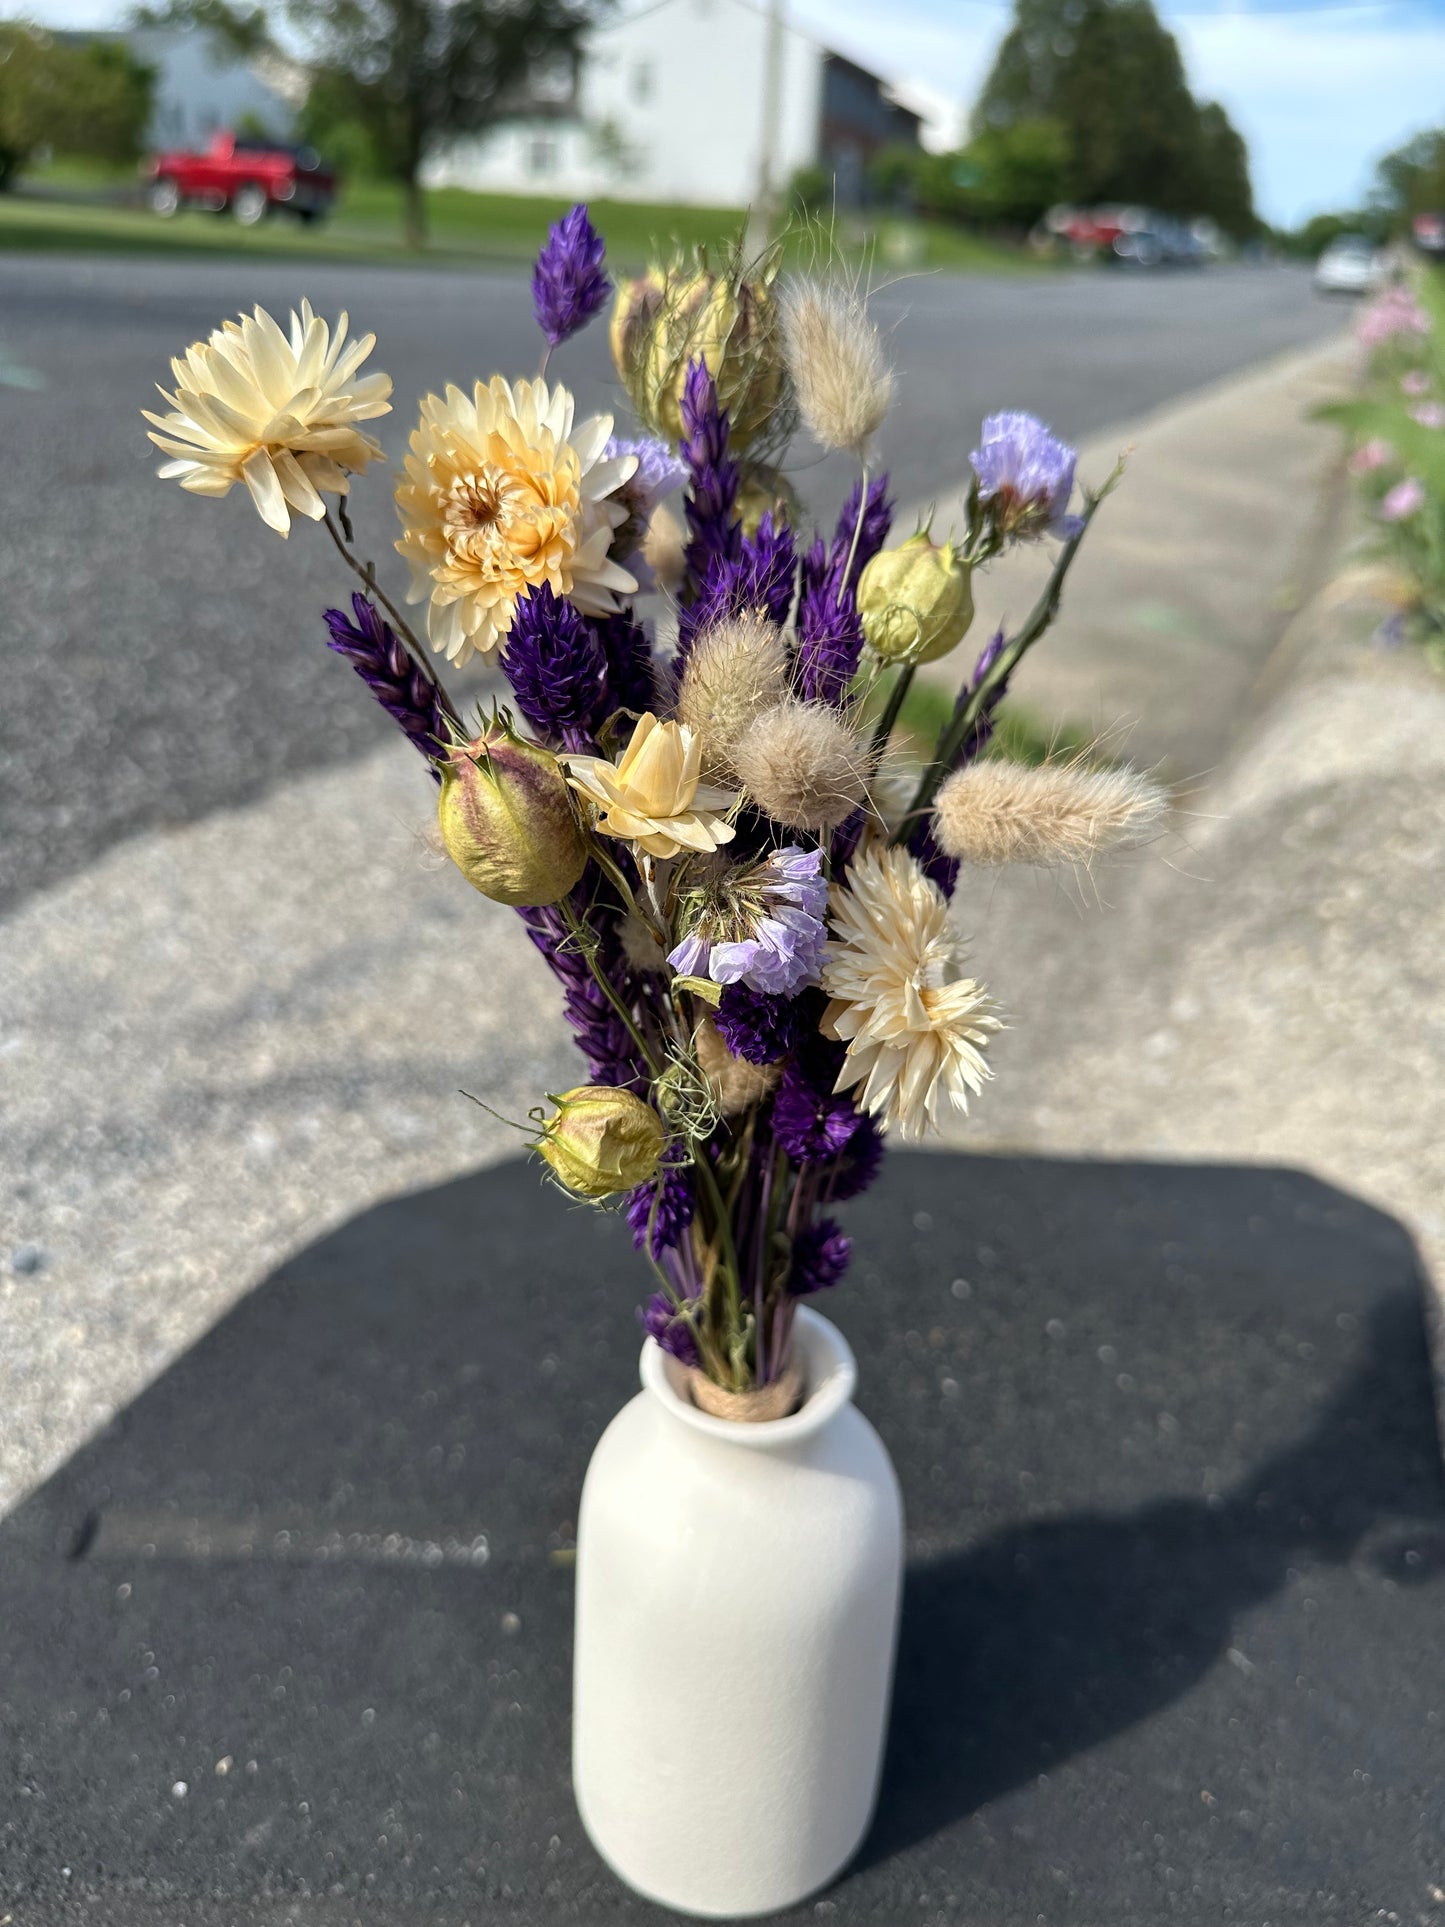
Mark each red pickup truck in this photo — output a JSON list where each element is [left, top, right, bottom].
[[143, 132, 337, 226]]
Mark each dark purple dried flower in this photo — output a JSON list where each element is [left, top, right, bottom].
[[518, 893, 649, 1091], [714, 983, 804, 1065], [790, 1219, 852, 1295], [626, 1164, 695, 1258], [324, 594, 454, 772], [531, 203, 611, 349], [678, 510, 797, 655], [772, 1057, 863, 1163], [680, 359, 741, 594], [643, 1290, 701, 1366], [500, 584, 609, 751], [593, 610, 656, 718], [824, 1112, 885, 1202], [793, 474, 893, 705]]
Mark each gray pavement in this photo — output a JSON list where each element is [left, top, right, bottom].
[[0, 255, 1341, 910]]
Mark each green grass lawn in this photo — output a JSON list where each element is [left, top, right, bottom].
[[4, 161, 1043, 276]]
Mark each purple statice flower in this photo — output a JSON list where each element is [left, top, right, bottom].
[[606, 435, 688, 590], [678, 511, 798, 655], [626, 1163, 695, 1258], [772, 1056, 863, 1164], [714, 983, 804, 1065], [643, 1290, 701, 1367], [679, 359, 741, 594], [500, 584, 609, 750], [593, 609, 656, 718], [531, 203, 611, 349], [790, 1219, 852, 1296], [667, 846, 829, 996], [324, 594, 455, 771], [518, 895, 649, 1092], [824, 1112, 884, 1202], [971, 412, 1082, 541], [794, 473, 894, 704]]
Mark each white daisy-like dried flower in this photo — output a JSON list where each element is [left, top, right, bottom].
[[564, 712, 737, 860], [394, 375, 638, 665], [731, 698, 871, 832], [822, 842, 1002, 1141], [780, 278, 893, 458], [675, 612, 790, 780], [143, 301, 392, 535], [934, 760, 1168, 867]]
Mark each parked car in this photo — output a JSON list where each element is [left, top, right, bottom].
[[143, 132, 337, 226], [1314, 234, 1383, 295], [1413, 212, 1445, 262]]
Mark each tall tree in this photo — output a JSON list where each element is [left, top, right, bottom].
[[0, 23, 153, 189], [134, 0, 605, 247]]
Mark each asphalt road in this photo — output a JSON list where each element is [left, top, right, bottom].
[[0, 252, 1343, 912]]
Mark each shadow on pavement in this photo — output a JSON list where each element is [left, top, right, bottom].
[[2, 1151, 1442, 1925]]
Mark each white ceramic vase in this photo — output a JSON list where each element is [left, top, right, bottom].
[[572, 1307, 904, 1919]]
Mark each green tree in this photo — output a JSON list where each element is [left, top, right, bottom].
[[0, 24, 153, 188], [1193, 102, 1255, 239], [132, 0, 606, 247], [1372, 128, 1445, 227]]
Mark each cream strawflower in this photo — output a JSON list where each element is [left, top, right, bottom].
[[143, 302, 391, 535], [822, 842, 1002, 1141], [564, 713, 737, 860], [394, 375, 639, 665]]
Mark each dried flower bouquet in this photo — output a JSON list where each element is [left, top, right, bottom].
[[146, 210, 1164, 1409]]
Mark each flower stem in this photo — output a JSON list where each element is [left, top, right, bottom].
[[840, 462, 871, 592], [321, 505, 444, 700], [691, 1143, 745, 1381], [870, 660, 916, 758], [557, 898, 664, 1081]]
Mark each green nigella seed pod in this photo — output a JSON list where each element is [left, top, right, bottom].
[[857, 531, 975, 665], [537, 1085, 667, 1199], [438, 720, 587, 908]]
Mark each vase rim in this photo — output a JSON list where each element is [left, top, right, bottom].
[[639, 1307, 858, 1450]]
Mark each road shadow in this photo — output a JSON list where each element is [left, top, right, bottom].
[[1, 1151, 1442, 1923]]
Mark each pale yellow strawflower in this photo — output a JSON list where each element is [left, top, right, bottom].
[[564, 713, 737, 860], [822, 842, 1002, 1141], [566, 712, 739, 855], [394, 376, 638, 666], [143, 301, 392, 535]]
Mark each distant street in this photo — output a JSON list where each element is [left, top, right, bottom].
[[0, 252, 1343, 910]]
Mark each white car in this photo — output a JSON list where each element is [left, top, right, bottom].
[[1314, 235, 1383, 294]]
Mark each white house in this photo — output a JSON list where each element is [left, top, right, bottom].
[[125, 27, 302, 151], [422, 0, 925, 209]]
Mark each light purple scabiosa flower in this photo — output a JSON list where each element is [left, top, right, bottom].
[[1381, 477, 1426, 521], [668, 845, 829, 995], [971, 411, 1083, 541], [605, 434, 688, 589], [531, 203, 611, 349], [790, 1219, 852, 1296]]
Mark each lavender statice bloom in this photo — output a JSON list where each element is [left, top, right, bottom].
[[643, 1290, 702, 1366], [324, 594, 454, 772], [518, 895, 649, 1092], [593, 609, 656, 717], [824, 1112, 884, 1202], [794, 473, 894, 704], [531, 203, 611, 348], [790, 1219, 853, 1295], [714, 983, 804, 1064], [500, 584, 609, 750], [667, 846, 829, 996], [680, 359, 741, 593], [971, 412, 1082, 541], [627, 1163, 695, 1258], [772, 1057, 863, 1163], [605, 435, 688, 590]]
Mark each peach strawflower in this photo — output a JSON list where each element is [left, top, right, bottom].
[[564, 713, 737, 860], [395, 375, 638, 665], [143, 302, 391, 535]]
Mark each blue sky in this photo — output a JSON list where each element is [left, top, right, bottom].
[[34, 0, 1445, 226]]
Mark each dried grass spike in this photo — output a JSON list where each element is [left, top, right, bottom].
[[731, 698, 872, 832], [675, 612, 789, 779], [933, 760, 1169, 868], [780, 278, 893, 458]]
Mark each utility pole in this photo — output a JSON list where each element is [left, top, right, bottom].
[[752, 0, 786, 247]]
